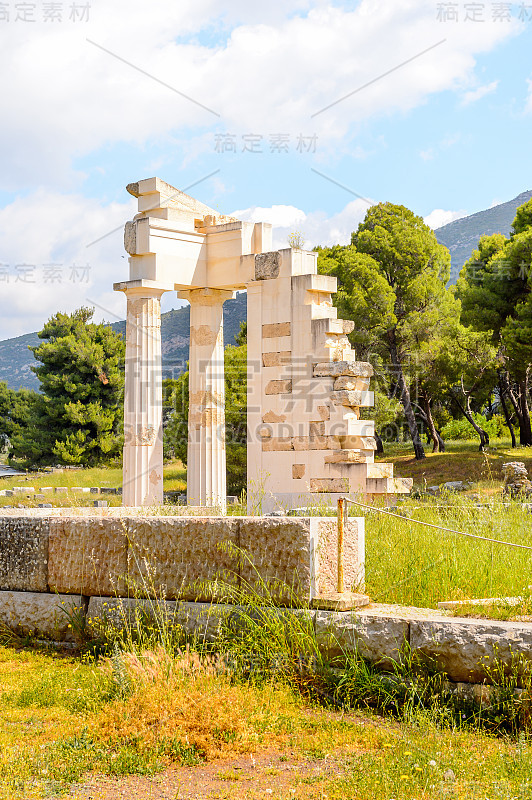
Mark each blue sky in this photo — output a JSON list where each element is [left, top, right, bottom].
[[0, 0, 530, 337]]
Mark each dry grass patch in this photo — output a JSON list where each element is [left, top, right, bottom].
[[93, 647, 304, 762]]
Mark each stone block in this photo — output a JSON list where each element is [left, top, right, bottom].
[[315, 609, 409, 662], [255, 251, 281, 280], [54, 487, 68, 494], [90, 487, 100, 494], [327, 319, 355, 335], [313, 517, 364, 597], [338, 435, 377, 450], [87, 596, 237, 644], [72, 487, 90, 494], [310, 478, 350, 493], [314, 361, 373, 378], [331, 390, 374, 407], [292, 464, 306, 479], [333, 376, 371, 392], [262, 322, 291, 339], [292, 437, 310, 451], [410, 618, 532, 683], [239, 517, 313, 603], [0, 516, 49, 591], [127, 516, 240, 601], [265, 379, 292, 395], [40, 487, 53, 494], [0, 590, 87, 640], [48, 517, 128, 596], [309, 421, 325, 437], [262, 437, 293, 451], [262, 410, 287, 423], [262, 351, 291, 367], [324, 450, 367, 464]]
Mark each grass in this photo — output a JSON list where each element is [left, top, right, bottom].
[[377, 436, 532, 488], [3, 616, 532, 798], [0, 460, 186, 508]]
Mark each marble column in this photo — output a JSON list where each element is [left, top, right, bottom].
[[179, 288, 233, 511], [122, 287, 165, 506]]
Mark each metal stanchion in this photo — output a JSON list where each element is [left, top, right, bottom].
[[310, 497, 370, 612]]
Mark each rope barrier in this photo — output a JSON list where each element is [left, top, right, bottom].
[[342, 497, 532, 551]]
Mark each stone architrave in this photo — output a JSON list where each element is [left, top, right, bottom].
[[178, 288, 233, 511]]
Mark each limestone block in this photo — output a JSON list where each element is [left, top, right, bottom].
[[255, 251, 281, 280], [313, 518, 364, 596], [262, 351, 291, 367], [311, 405, 330, 422], [262, 437, 293, 452], [0, 590, 86, 640], [333, 376, 371, 392], [127, 517, 240, 601], [327, 319, 355, 335], [292, 464, 306, 479], [262, 410, 287, 423], [48, 517, 128, 596], [292, 437, 310, 451], [331, 390, 374, 408], [315, 610, 409, 662], [309, 421, 325, 437], [0, 517, 49, 592], [338, 435, 377, 450], [324, 450, 368, 464], [411, 618, 532, 683], [265, 379, 292, 395], [54, 487, 68, 494], [310, 478, 350, 493], [313, 361, 373, 379], [239, 517, 313, 603], [262, 322, 291, 339], [13, 486, 35, 494]]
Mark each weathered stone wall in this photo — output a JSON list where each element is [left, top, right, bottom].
[[0, 513, 364, 603]]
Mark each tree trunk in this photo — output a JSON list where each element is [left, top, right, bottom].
[[498, 376, 516, 448], [387, 330, 425, 460], [374, 431, 384, 455], [422, 393, 441, 453], [519, 376, 532, 446], [453, 395, 489, 450]]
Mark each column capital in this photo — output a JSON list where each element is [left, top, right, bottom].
[[114, 279, 171, 298], [178, 287, 234, 306]]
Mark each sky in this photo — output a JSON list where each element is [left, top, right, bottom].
[[0, 0, 531, 339]]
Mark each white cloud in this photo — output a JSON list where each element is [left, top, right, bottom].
[[460, 80, 499, 105], [234, 198, 373, 249], [0, 190, 135, 339], [424, 208, 467, 229], [0, 0, 520, 189]]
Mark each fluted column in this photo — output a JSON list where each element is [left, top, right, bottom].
[[122, 287, 165, 506], [179, 288, 233, 512]]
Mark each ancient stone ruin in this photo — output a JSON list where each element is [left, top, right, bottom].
[[116, 177, 412, 511], [502, 461, 532, 498]]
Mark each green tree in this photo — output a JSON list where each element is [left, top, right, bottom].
[[11, 308, 125, 467], [318, 202, 451, 460], [456, 200, 532, 445]]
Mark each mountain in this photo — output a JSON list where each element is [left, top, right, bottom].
[[434, 190, 532, 283], [0, 291, 247, 391]]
